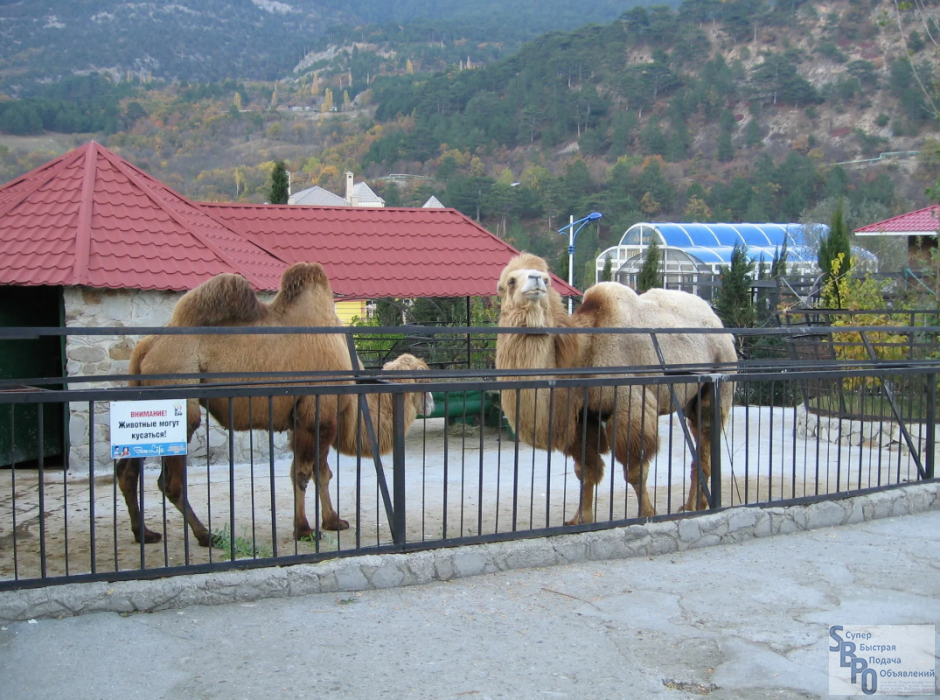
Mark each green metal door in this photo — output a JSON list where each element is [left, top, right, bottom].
[[0, 286, 65, 467]]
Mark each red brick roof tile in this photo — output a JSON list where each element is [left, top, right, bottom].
[[202, 203, 580, 298], [0, 142, 287, 291], [0, 142, 579, 299], [855, 205, 940, 236]]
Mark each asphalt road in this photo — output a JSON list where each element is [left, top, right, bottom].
[[1, 510, 938, 700]]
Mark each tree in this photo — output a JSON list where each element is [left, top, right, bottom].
[[770, 237, 788, 279], [601, 254, 613, 282], [684, 195, 712, 221], [818, 198, 852, 305], [556, 247, 570, 287], [269, 161, 289, 204], [745, 118, 762, 147], [321, 88, 334, 113], [637, 236, 662, 292], [713, 243, 755, 338], [640, 118, 667, 156], [716, 131, 734, 162], [382, 183, 402, 207]]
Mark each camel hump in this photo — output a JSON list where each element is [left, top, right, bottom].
[[383, 353, 430, 373], [169, 273, 266, 327], [279, 262, 331, 301]]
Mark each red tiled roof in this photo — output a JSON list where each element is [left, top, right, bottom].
[[855, 205, 940, 235], [0, 142, 287, 291], [202, 203, 580, 298]]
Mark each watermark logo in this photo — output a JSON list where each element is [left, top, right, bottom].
[[829, 625, 935, 696]]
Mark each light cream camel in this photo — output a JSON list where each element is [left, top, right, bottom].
[[115, 262, 432, 545], [495, 253, 736, 523]]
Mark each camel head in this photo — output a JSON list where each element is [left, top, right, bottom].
[[382, 353, 435, 416], [497, 253, 565, 327]]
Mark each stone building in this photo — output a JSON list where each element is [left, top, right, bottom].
[[0, 142, 287, 472]]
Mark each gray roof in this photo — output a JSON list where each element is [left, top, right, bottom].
[[351, 181, 385, 207], [288, 185, 349, 207], [422, 195, 445, 208]]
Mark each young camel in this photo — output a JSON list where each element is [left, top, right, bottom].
[[495, 253, 736, 524], [115, 262, 432, 546]]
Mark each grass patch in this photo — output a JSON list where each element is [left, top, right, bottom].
[[210, 524, 272, 560]]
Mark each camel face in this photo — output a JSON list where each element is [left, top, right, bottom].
[[503, 268, 551, 306]]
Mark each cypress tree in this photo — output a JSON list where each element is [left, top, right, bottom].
[[269, 161, 289, 204], [818, 198, 852, 300], [771, 237, 789, 279], [637, 236, 663, 292], [714, 242, 755, 330], [601, 254, 613, 282]]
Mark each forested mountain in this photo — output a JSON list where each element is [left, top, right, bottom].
[[0, 0, 938, 291], [0, 0, 660, 93]]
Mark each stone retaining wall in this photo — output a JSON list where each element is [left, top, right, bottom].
[[795, 404, 930, 453], [2, 481, 937, 624]]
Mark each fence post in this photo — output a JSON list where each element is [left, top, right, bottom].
[[927, 373, 936, 481], [710, 376, 722, 510], [392, 392, 407, 547]]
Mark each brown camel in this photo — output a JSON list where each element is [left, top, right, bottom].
[[495, 253, 737, 524], [115, 262, 433, 546]]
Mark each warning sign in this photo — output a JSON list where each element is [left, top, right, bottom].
[[109, 399, 188, 459]]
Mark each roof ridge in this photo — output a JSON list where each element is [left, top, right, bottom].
[[196, 200, 292, 266], [103, 151, 279, 289], [71, 141, 98, 286]]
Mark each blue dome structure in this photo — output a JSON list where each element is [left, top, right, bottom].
[[617, 222, 819, 267], [596, 222, 877, 295]]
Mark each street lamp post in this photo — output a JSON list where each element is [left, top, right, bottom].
[[558, 211, 603, 313]]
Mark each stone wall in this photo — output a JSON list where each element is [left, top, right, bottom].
[[794, 404, 929, 454], [64, 286, 290, 474], [2, 481, 937, 622]]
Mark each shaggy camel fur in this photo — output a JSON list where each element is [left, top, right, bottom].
[[496, 253, 736, 524], [115, 262, 432, 545]]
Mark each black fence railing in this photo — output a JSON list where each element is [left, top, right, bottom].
[[615, 272, 939, 309], [0, 325, 938, 590]]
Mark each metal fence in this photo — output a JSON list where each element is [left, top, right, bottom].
[[0, 324, 938, 591]]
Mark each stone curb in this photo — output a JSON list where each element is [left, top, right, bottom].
[[2, 482, 938, 624]]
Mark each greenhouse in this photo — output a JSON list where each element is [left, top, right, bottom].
[[595, 222, 878, 289]]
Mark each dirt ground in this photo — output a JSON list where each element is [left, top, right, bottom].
[[0, 408, 926, 584]]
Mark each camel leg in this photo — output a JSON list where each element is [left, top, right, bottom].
[[289, 456, 315, 541], [684, 386, 725, 512], [615, 403, 659, 518], [683, 421, 712, 513], [291, 417, 346, 540], [116, 457, 161, 543], [565, 417, 607, 526], [624, 459, 655, 518], [149, 400, 210, 546], [158, 455, 212, 547]]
